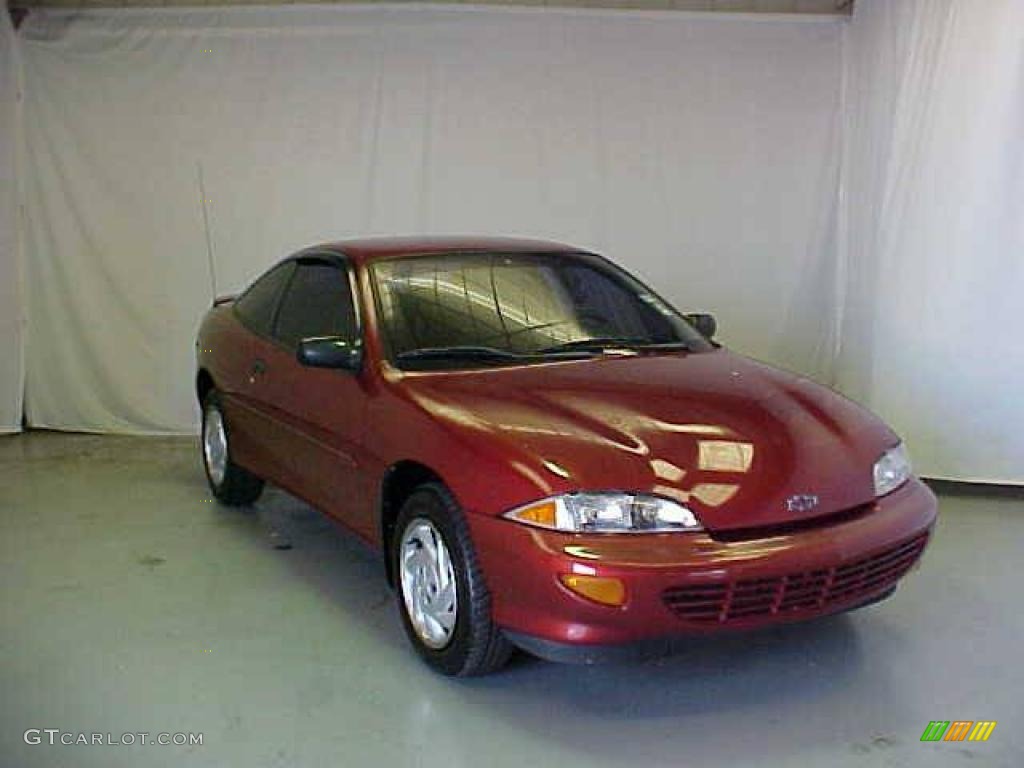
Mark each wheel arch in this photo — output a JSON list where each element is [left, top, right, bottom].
[[380, 460, 447, 586], [196, 369, 215, 406]]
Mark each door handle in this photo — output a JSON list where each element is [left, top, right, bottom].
[[249, 359, 267, 383]]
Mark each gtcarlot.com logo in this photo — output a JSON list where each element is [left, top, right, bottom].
[[24, 729, 203, 747]]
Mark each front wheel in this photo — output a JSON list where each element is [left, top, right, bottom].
[[201, 390, 264, 506], [393, 483, 513, 676]]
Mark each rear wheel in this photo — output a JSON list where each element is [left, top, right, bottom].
[[393, 483, 513, 676], [201, 390, 264, 506]]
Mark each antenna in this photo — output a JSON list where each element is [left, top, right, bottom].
[[196, 161, 218, 303]]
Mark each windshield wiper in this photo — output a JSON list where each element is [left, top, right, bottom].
[[396, 345, 597, 366], [538, 337, 692, 354], [395, 346, 525, 364]]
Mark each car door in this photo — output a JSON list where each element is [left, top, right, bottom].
[[252, 254, 373, 538], [224, 260, 295, 476]]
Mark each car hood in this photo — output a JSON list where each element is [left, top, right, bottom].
[[397, 350, 897, 532]]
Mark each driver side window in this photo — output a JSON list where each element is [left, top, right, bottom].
[[273, 259, 358, 350]]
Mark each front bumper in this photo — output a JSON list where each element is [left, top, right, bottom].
[[466, 478, 937, 654]]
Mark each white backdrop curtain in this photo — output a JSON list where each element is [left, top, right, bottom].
[[838, 0, 1024, 483], [0, 9, 23, 434], [17, 6, 844, 434]]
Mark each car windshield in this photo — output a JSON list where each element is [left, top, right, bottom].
[[371, 252, 713, 368]]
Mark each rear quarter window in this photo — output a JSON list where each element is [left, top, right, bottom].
[[233, 262, 294, 337]]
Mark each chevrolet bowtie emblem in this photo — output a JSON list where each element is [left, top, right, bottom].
[[786, 494, 819, 513]]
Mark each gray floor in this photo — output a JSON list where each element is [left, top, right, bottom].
[[1, 432, 1021, 768]]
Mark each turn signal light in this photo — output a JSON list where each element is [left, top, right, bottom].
[[559, 574, 626, 607], [513, 500, 558, 528]]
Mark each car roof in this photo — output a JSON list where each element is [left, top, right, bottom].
[[310, 236, 584, 264]]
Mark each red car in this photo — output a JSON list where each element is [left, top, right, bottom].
[[195, 237, 937, 675]]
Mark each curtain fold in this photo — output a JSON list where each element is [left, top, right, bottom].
[[0, 9, 23, 434], [838, 0, 1024, 482]]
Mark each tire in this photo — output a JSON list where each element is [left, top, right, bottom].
[[392, 483, 514, 676], [201, 390, 264, 506]]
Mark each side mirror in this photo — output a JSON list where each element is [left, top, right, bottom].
[[685, 313, 717, 340], [297, 337, 362, 372]]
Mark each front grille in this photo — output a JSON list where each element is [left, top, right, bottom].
[[662, 533, 929, 624]]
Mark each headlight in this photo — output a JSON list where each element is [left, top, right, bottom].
[[505, 493, 703, 533], [873, 443, 911, 497]]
